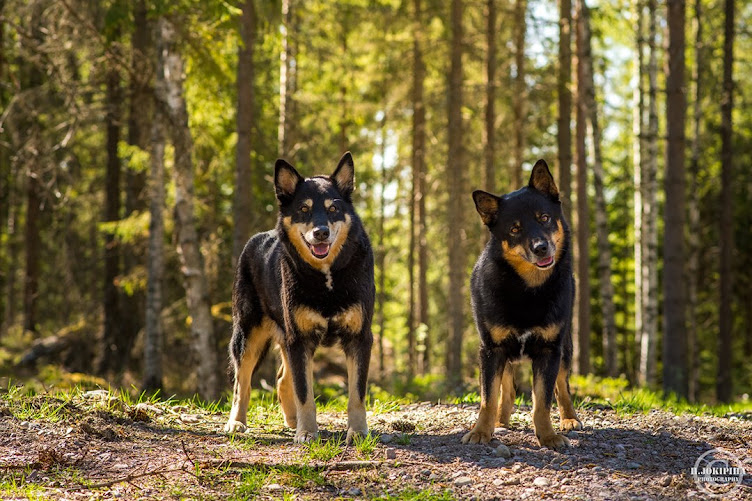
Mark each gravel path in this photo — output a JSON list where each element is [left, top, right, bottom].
[[1, 395, 750, 499]]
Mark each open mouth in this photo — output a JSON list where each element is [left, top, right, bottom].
[[535, 255, 554, 268], [304, 238, 330, 259]]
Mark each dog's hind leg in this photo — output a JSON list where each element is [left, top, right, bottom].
[[225, 318, 274, 433], [277, 346, 297, 429], [343, 333, 372, 444], [555, 364, 582, 431], [497, 362, 516, 427]]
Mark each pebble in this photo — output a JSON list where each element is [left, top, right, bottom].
[[453, 476, 473, 486], [134, 403, 163, 415], [347, 487, 362, 496], [380, 434, 393, 444], [84, 390, 109, 399], [626, 461, 641, 469], [511, 464, 523, 473], [429, 473, 440, 481], [421, 469, 431, 476], [567, 431, 579, 439], [179, 414, 200, 424], [660, 476, 672, 487], [266, 483, 284, 491], [493, 478, 504, 486], [533, 477, 550, 487], [493, 444, 512, 458], [385, 448, 396, 460]]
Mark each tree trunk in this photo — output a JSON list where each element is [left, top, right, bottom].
[[484, 0, 497, 196], [412, 0, 429, 375], [512, 0, 527, 190], [640, 0, 659, 387], [632, 0, 645, 384], [578, 1, 617, 377], [663, 0, 688, 399], [716, 0, 734, 403], [121, 0, 151, 376], [278, 0, 295, 158], [156, 17, 220, 401], [687, 0, 703, 402], [377, 114, 387, 379], [100, 44, 123, 377], [446, 0, 465, 385], [557, 0, 572, 225], [143, 96, 165, 394], [573, 0, 590, 376], [233, 0, 256, 269]]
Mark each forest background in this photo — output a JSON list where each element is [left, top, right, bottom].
[[0, 0, 750, 408]]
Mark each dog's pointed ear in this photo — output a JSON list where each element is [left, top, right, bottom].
[[332, 151, 355, 201], [274, 159, 304, 204], [528, 159, 559, 200], [473, 190, 501, 226]]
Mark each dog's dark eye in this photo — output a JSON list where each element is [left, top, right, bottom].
[[540, 214, 550, 223]]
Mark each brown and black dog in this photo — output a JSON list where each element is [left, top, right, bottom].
[[225, 152, 375, 443], [463, 160, 582, 450]]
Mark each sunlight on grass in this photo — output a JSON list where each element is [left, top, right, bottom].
[[353, 433, 379, 460], [233, 467, 270, 500], [304, 436, 344, 462], [374, 488, 457, 500]]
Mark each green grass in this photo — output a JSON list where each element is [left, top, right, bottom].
[[394, 433, 412, 446], [353, 433, 379, 460], [373, 488, 456, 500], [304, 436, 344, 462], [233, 467, 270, 500], [269, 465, 325, 488]]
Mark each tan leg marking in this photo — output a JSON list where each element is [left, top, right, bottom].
[[332, 304, 364, 335], [497, 363, 516, 427], [293, 306, 328, 334], [462, 371, 501, 444], [345, 354, 368, 444], [293, 354, 318, 443], [277, 346, 297, 429], [225, 317, 276, 433], [555, 365, 582, 431], [532, 375, 570, 450], [486, 322, 515, 344]]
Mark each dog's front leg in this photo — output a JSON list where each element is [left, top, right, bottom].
[[462, 347, 504, 444], [344, 334, 372, 444], [532, 348, 569, 450], [287, 341, 318, 443]]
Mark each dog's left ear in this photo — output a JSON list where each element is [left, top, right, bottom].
[[528, 159, 559, 200], [332, 151, 355, 201]]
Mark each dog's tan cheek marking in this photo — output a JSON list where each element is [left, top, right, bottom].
[[324, 199, 333, 209], [486, 322, 514, 344], [332, 304, 363, 334], [501, 241, 554, 288], [293, 306, 328, 334], [536, 323, 561, 342], [283, 218, 323, 269]]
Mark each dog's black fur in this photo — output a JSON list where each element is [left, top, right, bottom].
[[462, 159, 582, 450], [225, 152, 374, 443]]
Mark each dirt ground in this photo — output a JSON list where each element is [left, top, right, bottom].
[[1, 392, 751, 500]]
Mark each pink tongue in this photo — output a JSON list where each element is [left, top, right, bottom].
[[312, 243, 330, 257], [537, 256, 553, 267]]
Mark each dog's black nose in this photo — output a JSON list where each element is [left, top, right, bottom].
[[313, 226, 330, 241], [532, 240, 548, 257]]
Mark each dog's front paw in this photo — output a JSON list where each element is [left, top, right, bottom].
[[294, 430, 319, 443], [346, 427, 369, 445], [560, 418, 582, 431], [461, 426, 493, 444], [224, 420, 247, 434], [538, 433, 570, 451]]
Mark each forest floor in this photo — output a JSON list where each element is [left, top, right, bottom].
[[1, 388, 751, 500]]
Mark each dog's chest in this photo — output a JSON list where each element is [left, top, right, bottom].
[[289, 302, 364, 338]]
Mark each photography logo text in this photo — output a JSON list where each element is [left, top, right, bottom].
[[691, 448, 745, 496]]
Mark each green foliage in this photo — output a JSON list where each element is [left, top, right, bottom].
[[353, 433, 379, 460], [304, 436, 344, 462], [373, 489, 457, 500]]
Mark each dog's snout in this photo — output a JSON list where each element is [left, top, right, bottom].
[[313, 226, 330, 241], [531, 239, 549, 257]]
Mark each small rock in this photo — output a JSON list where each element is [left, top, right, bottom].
[[429, 473, 440, 481], [380, 434, 393, 444], [493, 478, 504, 486], [266, 483, 284, 492], [453, 476, 473, 486], [20, 421, 30, 429], [660, 476, 672, 487], [567, 431, 579, 439], [511, 464, 523, 473], [421, 469, 431, 476], [385, 448, 396, 460], [626, 461, 641, 469], [451, 471, 464, 479], [493, 444, 512, 459], [134, 403, 163, 415], [347, 487, 362, 496], [488, 438, 502, 448], [179, 414, 200, 424], [533, 477, 550, 487], [84, 390, 109, 399], [614, 444, 626, 452]]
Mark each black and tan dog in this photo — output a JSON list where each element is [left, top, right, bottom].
[[462, 160, 582, 450], [225, 152, 374, 444]]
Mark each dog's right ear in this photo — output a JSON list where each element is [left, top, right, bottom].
[[472, 190, 501, 226], [274, 159, 304, 204]]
